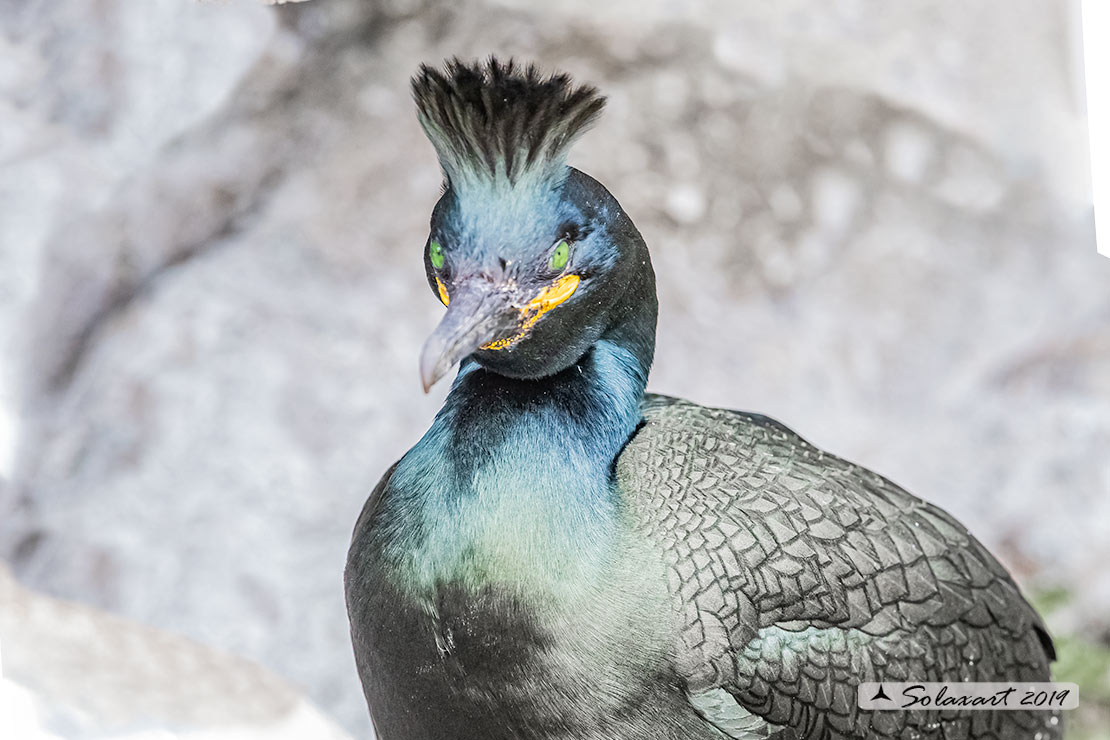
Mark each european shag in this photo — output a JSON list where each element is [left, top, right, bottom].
[[345, 59, 1060, 740]]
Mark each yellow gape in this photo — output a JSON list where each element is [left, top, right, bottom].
[[481, 274, 580, 350]]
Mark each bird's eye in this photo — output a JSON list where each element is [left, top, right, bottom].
[[429, 240, 445, 270], [548, 241, 570, 272]]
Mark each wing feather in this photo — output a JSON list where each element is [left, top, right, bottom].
[[619, 395, 1060, 739]]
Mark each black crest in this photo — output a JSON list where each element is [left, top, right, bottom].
[[412, 57, 605, 191]]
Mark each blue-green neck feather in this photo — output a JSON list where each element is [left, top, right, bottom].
[[380, 339, 648, 596]]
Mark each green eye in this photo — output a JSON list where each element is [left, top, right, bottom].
[[549, 241, 570, 271], [429, 240, 445, 270]]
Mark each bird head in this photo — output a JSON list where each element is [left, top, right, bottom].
[[413, 58, 654, 391]]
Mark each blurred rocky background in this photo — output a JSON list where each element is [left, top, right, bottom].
[[1, 0, 1106, 737]]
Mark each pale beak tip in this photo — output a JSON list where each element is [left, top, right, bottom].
[[418, 340, 447, 394]]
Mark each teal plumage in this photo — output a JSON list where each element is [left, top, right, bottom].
[[344, 58, 1060, 740]]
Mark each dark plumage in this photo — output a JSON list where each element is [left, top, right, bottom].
[[412, 58, 605, 189], [345, 59, 1060, 740]]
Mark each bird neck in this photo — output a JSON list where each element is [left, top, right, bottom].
[[383, 329, 653, 597], [382, 247, 658, 597], [437, 268, 657, 490], [453, 338, 647, 475]]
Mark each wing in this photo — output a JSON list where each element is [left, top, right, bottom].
[[618, 395, 1059, 740]]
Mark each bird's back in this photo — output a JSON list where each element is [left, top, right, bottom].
[[617, 394, 1059, 739]]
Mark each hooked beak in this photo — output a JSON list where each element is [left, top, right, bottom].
[[418, 274, 580, 392]]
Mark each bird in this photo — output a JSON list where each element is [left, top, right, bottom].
[[344, 58, 1061, 740]]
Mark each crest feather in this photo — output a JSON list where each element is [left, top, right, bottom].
[[412, 57, 605, 191]]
